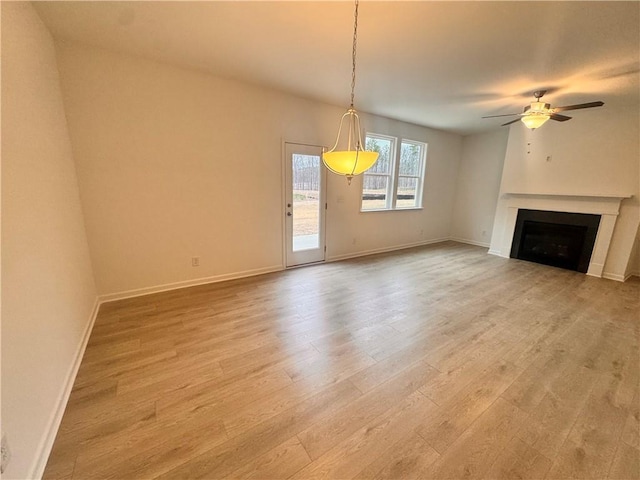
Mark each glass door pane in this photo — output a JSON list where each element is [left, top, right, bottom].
[[292, 154, 320, 251]]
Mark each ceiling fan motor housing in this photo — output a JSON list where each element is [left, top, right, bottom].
[[524, 102, 551, 114]]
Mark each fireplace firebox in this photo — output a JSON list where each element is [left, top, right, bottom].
[[510, 209, 601, 273]]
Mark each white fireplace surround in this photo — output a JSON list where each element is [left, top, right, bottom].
[[489, 192, 633, 278]]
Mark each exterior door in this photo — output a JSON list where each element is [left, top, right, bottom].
[[284, 143, 326, 267]]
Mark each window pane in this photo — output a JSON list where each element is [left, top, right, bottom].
[[365, 137, 392, 174], [396, 177, 418, 208], [399, 143, 422, 176], [362, 175, 389, 210], [292, 154, 320, 250]]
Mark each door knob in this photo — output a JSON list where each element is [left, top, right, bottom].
[[287, 212, 292, 216]]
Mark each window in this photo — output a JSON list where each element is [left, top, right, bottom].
[[361, 134, 427, 211], [361, 134, 396, 211], [396, 140, 426, 209]]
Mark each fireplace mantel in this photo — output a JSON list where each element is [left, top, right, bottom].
[[502, 192, 632, 215], [492, 192, 633, 278], [503, 192, 633, 199]]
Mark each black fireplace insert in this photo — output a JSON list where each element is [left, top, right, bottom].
[[510, 209, 600, 273]]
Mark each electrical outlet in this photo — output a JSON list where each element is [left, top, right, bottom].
[[1, 434, 11, 474], [191, 257, 200, 267]]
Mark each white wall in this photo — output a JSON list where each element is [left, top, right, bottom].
[[450, 129, 508, 247], [54, 41, 462, 298], [489, 104, 640, 280], [1, 3, 98, 479]]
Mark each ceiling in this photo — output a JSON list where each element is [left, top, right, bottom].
[[34, 1, 640, 135]]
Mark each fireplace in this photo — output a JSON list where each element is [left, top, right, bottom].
[[510, 209, 600, 273], [490, 193, 631, 279]]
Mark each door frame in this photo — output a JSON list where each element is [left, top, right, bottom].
[[282, 140, 328, 268]]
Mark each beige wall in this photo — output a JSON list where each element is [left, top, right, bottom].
[[489, 104, 640, 280], [54, 41, 462, 298], [1, 3, 98, 479], [450, 130, 509, 247]]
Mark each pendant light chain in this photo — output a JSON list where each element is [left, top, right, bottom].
[[350, 0, 359, 108], [322, 0, 379, 183]]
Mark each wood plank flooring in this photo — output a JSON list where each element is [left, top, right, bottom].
[[43, 242, 640, 479]]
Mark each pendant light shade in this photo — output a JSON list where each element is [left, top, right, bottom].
[[521, 114, 551, 129], [323, 0, 378, 184], [323, 108, 378, 182], [324, 150, 379, 177]]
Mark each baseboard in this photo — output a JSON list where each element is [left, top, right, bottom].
[[30, 297, 101, 480], [327, 238, 450, 263], [488, 248, 507, 258], [602, 271, 638, 282], [99, 265, 284, 303], [624, 269, 640, 281], [449, 237, 490, 248]]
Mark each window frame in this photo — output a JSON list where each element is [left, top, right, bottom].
[[361, 133, 427, 212], [360, 133, 397, 211], [395, 139, 427, 210]]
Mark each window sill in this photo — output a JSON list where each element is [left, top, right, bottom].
[[360, 207, 424, 213]]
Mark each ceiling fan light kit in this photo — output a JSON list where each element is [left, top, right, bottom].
[[323, 0, 378, 185], [520, 98, 551, 129], [521, 113, 550, 130], [482, 90, 604, 130]]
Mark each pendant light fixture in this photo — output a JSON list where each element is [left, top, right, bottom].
[[323, 0, 378, 185]]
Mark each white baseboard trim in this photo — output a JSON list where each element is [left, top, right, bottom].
[[99, 265, 284, 303], [488, 248, 507, 258], [30, 297, 101, 480], [449, 237, 490, 248], [601, 272, 631, 282], [327, 238, 450, 263]]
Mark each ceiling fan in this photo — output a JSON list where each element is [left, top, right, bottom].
[[482, 90, 604, 129]]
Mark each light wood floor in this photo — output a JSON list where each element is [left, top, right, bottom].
[[44, 242, 639, 479]]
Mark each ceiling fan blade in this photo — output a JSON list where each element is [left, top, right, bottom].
[[501, 118, 521, 126], [553, 101, 604, 113], [550, 113, 572, 122], [482, 113, 521, 118]]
